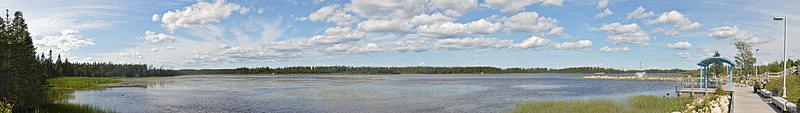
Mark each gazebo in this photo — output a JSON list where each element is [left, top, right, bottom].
[[696, 57, 736, 90]]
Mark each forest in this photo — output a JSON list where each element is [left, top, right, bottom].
[[0, 11, 174, 112]]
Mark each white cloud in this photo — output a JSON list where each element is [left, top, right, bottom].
[[626, 6, 655, 20], [141, 31, 176, 43], [678, 52, 691, 59], [322, 43, 385, 55], [348, 0, 429, 19], [594, 8, 613, 19], [707, 26, 767, 44], [34, 29, 95, 56], [152, 14, 160, 22], [160, 0, 249, 32], [417, 19, 502, 38], [388, 40, 429, 52], [307, 27, 366, 45], [665, 41, 692, 50], [553, 40, 592, 51], [432, 0, 478, 16], [598, 0, 609, 8], [483, 0, 563, 13], [598, 46, 630, 52], [308, 4, 338, 21], [356, 19, 414, 34], [434, 37, 513, 50], [512, 36, 551, 50], [409, 13, 455, 25], [645, 11, 701, 30], [503, 12, 561, 34], [306, 4, 359, 26], [594, 22, 651, 45]]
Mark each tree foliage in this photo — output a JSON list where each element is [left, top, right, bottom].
[[734, 41, 756, 76], [0, 10, 47, 112]]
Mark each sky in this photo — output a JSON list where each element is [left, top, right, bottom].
[[1, 0, 798, 70]]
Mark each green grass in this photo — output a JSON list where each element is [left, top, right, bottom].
[[46, 77, 122, 102], [764, 74, 800, 103], [38, 103, 112, 113], [511, 95, 691, 113], [43, 77, 122, 113]]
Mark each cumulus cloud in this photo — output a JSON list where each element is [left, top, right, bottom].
[[432, 0, 478, 16], [598, 0, 609, 8], [503, 12, 562, 36], [34, 30, 95, 56], [141, 31, 176, 43], [409, 13, 455, 25], [626, 6, 655, 20], [553, 40, 592, 51], [357, 19, 414, 34], [665, 41, 692, 50], [435, 37, 513, 50], [159, 0, 249, 32], [483, 0, 564, 13], [511, 36, 551, 50], [322, 43, 385, 55], [348, 0, 429, 19], [307, 27, 366, 45], [152, 14, 160, 22], [306, 4, 359, 26], [387, 40, 429, 52], [598, 46, 630, 52], [645, 11, 701, 30], [707, 26, 767, 44], [594, 22, 651, 45], [190, 44, 301, 64], [594, 8, 613, 19], [678, 52, 691, 59], [417, 19, 502, 38]]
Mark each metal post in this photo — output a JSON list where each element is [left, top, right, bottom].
[[701, 67, 704, 92], [783, 18, 788, 98], [730, 66, 733, 90]]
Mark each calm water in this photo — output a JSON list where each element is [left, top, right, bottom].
[[69, 74, 679, 113]]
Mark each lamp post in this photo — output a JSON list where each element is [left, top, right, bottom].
[[774, 16, 788, 98], [756, 48, 760, 83]]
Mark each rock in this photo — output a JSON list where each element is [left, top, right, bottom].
[[711, 106, 722, 113]]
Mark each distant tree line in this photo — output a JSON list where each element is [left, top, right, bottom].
[[178, 66, 687, 75], [37, 50, 177, 77]]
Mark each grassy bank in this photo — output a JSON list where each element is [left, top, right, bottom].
[[511, 95, 691, 113], [764, 74, 800, 103], [44, 77, 122, 113]]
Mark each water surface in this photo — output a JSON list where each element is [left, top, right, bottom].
[[69, 74, 678, 113]]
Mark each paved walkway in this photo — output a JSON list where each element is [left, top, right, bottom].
[[730, 85, 781, 113]]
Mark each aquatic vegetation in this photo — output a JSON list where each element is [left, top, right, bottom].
[[38, 103, 113, 113], [46, 77, 122, 102], [511, 95, 691, 113], [575, 76, 683, 81]]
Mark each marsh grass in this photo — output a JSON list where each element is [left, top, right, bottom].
[[38, 103, 113, 113], [46, 77, 122, 102], [511, 95, 691, 113], [42, 77, 122, 113]]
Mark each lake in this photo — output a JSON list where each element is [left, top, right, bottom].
[[68, 74, 680, 113]]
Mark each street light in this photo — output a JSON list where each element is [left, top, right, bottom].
[[756, 48, 760, 83], [774, 16, 788, 98]]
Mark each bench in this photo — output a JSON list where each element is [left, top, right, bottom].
[[771, 97, 798, 113], [757, 89, 772, 98]]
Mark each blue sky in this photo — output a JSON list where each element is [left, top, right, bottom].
[[2, 0, 798, 69]]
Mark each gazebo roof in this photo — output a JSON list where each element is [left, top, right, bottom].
[[696, 57, 736, 67]]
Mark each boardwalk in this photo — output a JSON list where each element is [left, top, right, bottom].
[[731, 85, 781, 113]]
